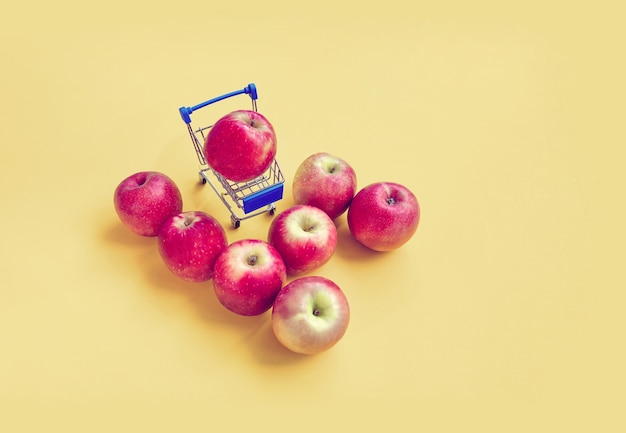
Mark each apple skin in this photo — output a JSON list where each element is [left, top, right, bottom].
[[347, 182, 420, 252], [212, 239, 287, 316], [204, 110, 277, 183], [292, 152, 357, 220], [272, 276, 350, 355], [267, 205, 338, 275], [113, 171, 183, 237], [157, 211, 228, 282]]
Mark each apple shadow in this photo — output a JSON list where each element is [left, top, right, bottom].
[[101, 213, 316, 365], [100, 218, 164, 282], [333, 217, 384, 262], [245, 317, 317, 365], [103, 218, 157, 249], [142, 256, 312, 365], [139, 246, 253, 325], [133, 243, 315, 362], [101, 217, 248, 326]]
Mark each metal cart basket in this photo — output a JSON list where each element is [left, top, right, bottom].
[[179, 83, 284, 228]]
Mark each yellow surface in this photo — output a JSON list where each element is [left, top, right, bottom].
[[2, 1, 625, 431]]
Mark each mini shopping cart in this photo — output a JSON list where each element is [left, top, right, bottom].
[[179, 83, 285, 228]]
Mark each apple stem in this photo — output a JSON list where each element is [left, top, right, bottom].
[[313, 309, 320, 316], [386, 197, 396, 206], [248, 255, 257, 266]]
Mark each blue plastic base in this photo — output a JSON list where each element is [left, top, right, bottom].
[[242, 183, 284, 214]]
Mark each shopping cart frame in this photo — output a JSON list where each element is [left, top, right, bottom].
[[179, 83, 284, 228]]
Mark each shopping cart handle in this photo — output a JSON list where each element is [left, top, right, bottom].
[[179, 83, 258, 124]]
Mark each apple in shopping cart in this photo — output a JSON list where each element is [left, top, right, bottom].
[[272, 276, 350, 355], [347, 182, 420, 251], [114, 171, 183, 237], [292, 152, 357, 220], [157, 211, 228, 282], [204, 110, 277, 183], [268, 205, 338, 275], [212, 239, 287, 316]]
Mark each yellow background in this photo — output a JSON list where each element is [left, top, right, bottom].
[[2, 1, 625, 431]]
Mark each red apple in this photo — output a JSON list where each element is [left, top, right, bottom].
[[212, 239, 287, 316], [157, 211, 228, 282], [292, 152, 357, 220], [268, 205, 338, 275], [347, 182, 420, 251], [113, 171, 183, 237], [204, 109, 277, 183], [272, 276, 350, 355]]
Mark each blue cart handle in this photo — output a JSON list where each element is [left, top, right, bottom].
[[179, 83, 258, 124]]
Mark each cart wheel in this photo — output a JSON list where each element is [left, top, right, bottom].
[[199, 176, 207, 184], [269, 207, 276, 216], [231, 217, 241, 229]]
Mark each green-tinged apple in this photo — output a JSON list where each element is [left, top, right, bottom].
[[213, 239, 287, 316], [272, 276, 350, 355], [347, 182, 420, 251], [268, 205, 338, 275], [204, 109, 277, 183], [157, 211, 228, 282], [114, 171, 183, 237], [292, 152, 357, 220]]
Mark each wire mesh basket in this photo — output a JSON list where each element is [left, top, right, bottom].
[[179, 83, 284, 228]]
